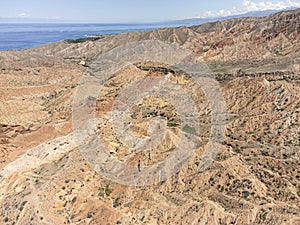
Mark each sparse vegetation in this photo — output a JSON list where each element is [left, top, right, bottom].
[[98, 183, 113, 197], [0, 8, 299, 225], [167, 121, 179, 127], [182, 125, 196, 135], [113, 197, 122, 208]]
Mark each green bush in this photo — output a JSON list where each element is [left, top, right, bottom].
[[98, 183, 113, 197]]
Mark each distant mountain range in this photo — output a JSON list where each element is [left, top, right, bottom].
[[164, 7, 298, 26], [0, 7, 298, 24]]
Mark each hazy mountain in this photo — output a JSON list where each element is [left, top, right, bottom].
[[163, 7, 298, 26]]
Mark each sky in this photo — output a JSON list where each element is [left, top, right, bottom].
[[0, 0, 299, 22]]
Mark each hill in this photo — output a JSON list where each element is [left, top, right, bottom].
[[0, 8, 299, 225]]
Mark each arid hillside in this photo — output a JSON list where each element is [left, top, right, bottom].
[[0, 8, 299, 225]]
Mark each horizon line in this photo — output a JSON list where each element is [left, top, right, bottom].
[[0, 7, 297, 25]]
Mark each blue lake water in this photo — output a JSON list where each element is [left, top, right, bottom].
[[0, 23, 177, 50]]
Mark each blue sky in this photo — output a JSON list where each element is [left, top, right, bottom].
[[1, 0, 299, 22]]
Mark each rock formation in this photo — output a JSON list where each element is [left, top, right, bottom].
[[0, 8, 299, 225]]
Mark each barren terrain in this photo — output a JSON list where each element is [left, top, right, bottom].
[[0, 8, 299, 225]]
